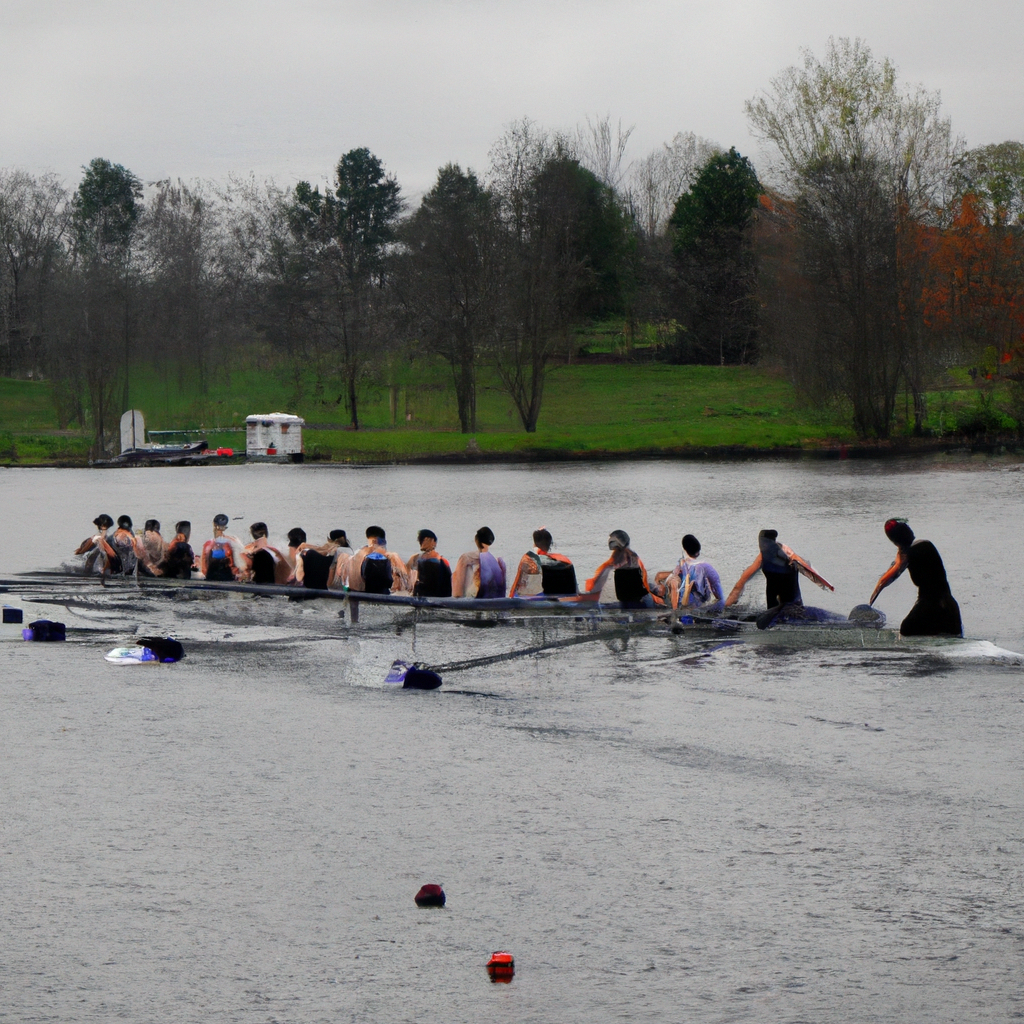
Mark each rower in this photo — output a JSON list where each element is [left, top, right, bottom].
[[870, 519, 962, 636], [75, 514, 114, 574], [510, 529, 577, 597], [159, 522, 195, 579], [102, 515, 138, 578], [657, 534, 723, 610], [584, 530, 661, 607], [725, 529, 833, 627], [347, 527, 409, 594], [327, 530, 355, 589], [140, 520, 165, 573], [452, 527, 507, 598], [407, 529, 453, 598], [201, 514, 241, 581], [244, 522, 290, 584], [295, 531, 348, 591]]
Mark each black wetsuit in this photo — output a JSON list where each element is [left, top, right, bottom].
[[900, 540, 962, 636], [160, 541, 194, 580], [300, 550, 332, 591], [761, 540, 801, 609]]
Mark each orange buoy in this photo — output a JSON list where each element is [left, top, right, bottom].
[[414, 884, 446, 907], [486, 951, 514, 983]]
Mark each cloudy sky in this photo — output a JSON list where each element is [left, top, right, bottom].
[[2, 0, 1021, 198]]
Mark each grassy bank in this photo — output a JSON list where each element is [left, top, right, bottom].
[[0, 358, 1017, 466]]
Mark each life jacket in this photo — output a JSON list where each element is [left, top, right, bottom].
[[614, 567, 648, 604], [250, 549, 277, 584], [301, 549, 332, 590], [362, 551, 394, 594], [414, 557, 452, 598], [527, 552, 577, 596], [205, 539, 234, 581]]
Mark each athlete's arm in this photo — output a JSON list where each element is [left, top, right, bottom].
[[870, 549, 908, 605], [781, 544, 834, 592], [585, 555, 616, 594], [725, 554, 762, 607]]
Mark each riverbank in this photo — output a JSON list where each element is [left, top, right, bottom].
[[2, 362, 1018, 466]]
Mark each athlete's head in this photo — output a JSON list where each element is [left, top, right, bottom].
[[94, 514, 114, 529], [417, 529, 437, 545], [213, 513, 230, 529], [250, 522, 269, 539], [287, 527, 306, 548], [366, 525, 386, 542], [329, 529, 349, 545], [475, 526, 495, 548], [758, 529, 778, 553], [175, 520, 191, 540], [884, 518, 915, 549], [681, 534, 701, 558], [533, 528, 552, 551], [144, 519, 160, 533], [117, 515, 132, 530], [608, 530, 630, 550]]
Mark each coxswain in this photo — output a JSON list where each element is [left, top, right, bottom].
[[452, 527, 507, 598], [347, 527, 409, 594], [725, 529, 833, 627], [656, 534, 723, 610], [406, 529, 453, 597], [158, 521, 195, 579], [244, 522, 290, 584], [201, 514, 241, 581], [870, 519, 962, 636], [584, 530, 662, 607], [74, 514, 114, 573], [510, 529, 577, 597]]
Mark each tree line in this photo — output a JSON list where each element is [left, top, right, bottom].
[[2, 37, 1023, 450]]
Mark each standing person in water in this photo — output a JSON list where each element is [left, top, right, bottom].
[[725, 529, 833, 626], [159, 522, 195, 579], [584, 530, 662, 607], [870, 518, 962, 636], [201, 514, 241, 581], [452, 527, 507, 598], [510, 529, 577, 597], [137, 520, 165, 575]]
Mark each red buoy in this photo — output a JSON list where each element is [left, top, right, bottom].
[[414, 884, 446, 907], [486, 951, 514, 983]]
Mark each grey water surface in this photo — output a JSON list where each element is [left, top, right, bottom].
[[2, 459, 1023, 1023]]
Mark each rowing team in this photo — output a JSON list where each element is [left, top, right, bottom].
[[75, 513, 961, 636]]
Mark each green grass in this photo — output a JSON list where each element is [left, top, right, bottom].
[[1, 354, 1018, 465]]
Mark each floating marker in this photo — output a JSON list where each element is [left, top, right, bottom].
[[414, 884, 446, 907], [385, 659, 442, 690], [486, 951, 514, 983], [22, 619, 65, 642]]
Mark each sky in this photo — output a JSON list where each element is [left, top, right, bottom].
[[2, 0, 1022, 201]]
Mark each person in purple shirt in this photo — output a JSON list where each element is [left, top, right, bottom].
[[452, 526, 507, 598]]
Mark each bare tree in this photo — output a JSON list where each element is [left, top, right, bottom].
[[0, 170, 69, 376], [574, 115, 634, 192]]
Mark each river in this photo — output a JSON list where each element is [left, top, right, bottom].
[[1, 458, 1022, 1022]]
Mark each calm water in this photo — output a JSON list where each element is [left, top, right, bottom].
[[2, 459, 1023, 1023]]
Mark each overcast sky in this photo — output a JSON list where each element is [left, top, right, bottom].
[[2, 0, 1022, 200]]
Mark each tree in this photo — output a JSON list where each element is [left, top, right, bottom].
[[66, 158, 143, 454], [747, 38, 958, 437], [0, 170, 68, 377], [488, 129, 632, 431], [399, 164, 499, 432], [288, 148, 402, 428], [668, 147, 761, 364]]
